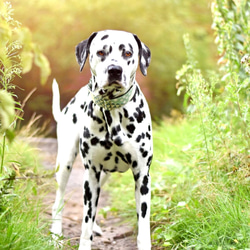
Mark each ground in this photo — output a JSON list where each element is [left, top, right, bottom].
[[33, 138, 138, 250]]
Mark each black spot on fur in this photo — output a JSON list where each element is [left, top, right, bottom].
[[67, 165, 71, 170], [87, 101, 103, 124], [95, 171, 101, 182], [116, 151, 128, 164], [147, 155, 153, 166], [73, 114, 77, 123], [99, 126, 105, 132], [90, 235, 93, 241], [87, 202, 92, 218], [146, 132, 151, 140], [64, 107, 68, 114], [136, 135, 142, 143], [81, 142, 89, 158], [119, 44, 125, 51], [91, 137, 100, 146], [114, 137, 123, 146], [109, 166, 118, 172], [141, 202, 147, 218], [129, 116, 135, 122], [101, 34, 109, 40], [134, 172, 140, 181], [85, 216, 89, 223], [125, 153, 132, 164], [142, 151, 148, 158], [83, 127, 91, 138], [139, 99, 144, 108], [115, 156, 119, 164], [131, 86, 140, 103], [100, 139, 112, 150], [133, 108, 145, 123], [126, 124, 135, 134], [140, 176, 149, 195], [70, 97, 76, 104], [119, 112, 123, 123], [96, 187, 100, 207], [104, 110, 112, 126], [123, 108, 129, 118], [132, 160, 138, 168], [84, 181, 92, 205], [104, 152, 112, 161], [111, 125, 121, 137]]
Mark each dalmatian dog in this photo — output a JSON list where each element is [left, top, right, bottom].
[[51, 30, 153, 250]]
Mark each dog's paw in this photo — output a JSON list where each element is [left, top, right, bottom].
[[93, 221, 103, 236], [78, 239, 92, 250], [49, 232, 64, 249]]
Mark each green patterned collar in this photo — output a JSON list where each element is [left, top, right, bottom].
[[88, 83, 136, 110]]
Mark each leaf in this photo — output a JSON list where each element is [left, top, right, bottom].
[[34, 51, 51, 85], [0, 90, 15, 131], [5, 129, 15, 142], [21, 51, 33, 74]]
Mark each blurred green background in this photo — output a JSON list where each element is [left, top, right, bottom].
[[11, 0, 216, 132]]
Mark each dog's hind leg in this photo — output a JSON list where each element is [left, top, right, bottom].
[[51, 129, 79, 237]]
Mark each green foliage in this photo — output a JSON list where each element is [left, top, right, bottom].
[[176, 0, 250, 174], [0, 90, 15, 132], [0, 1, 51, 170], [212, 0, 250, 80], [0, 2, 51, 87], [0, 3, 53, 249]]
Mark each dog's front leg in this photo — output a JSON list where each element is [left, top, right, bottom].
[[135, 171, 151, 250], [79, 166, 101, 250]]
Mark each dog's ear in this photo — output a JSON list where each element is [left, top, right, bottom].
[[75, 32, 97, 72], [133, 34, 151, 76]]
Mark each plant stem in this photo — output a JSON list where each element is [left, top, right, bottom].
[[1, 133, 6, 173]]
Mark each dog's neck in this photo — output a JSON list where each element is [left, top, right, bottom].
[[87, 78, 136, 110]]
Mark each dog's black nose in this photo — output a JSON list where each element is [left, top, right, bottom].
[[108, 65, 122, 83]]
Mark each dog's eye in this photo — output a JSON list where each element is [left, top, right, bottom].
[[97, 51, 105, 57], [124, 51, 132, 57]]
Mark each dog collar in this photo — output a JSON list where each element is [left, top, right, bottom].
[[88, 84, 136, 111]]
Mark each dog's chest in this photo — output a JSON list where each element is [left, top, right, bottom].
[[79, 92, 152, 173]]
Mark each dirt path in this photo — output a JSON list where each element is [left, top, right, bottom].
[[31, 137, 137, 250]]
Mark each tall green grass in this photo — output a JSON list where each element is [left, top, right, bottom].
[[150, 120, 250, 249], [0, 139, 54, 250]]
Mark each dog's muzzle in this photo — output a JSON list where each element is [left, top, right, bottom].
[[108, 65, 122, 84]]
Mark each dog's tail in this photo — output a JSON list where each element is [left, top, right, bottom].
[[52, 79, 61, 122]]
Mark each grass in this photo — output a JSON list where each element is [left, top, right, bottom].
[[105, 118, 250, 249], [0, 138, 54, 250]]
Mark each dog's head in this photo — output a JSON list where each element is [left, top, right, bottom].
[[75, 30, 151, 94]]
